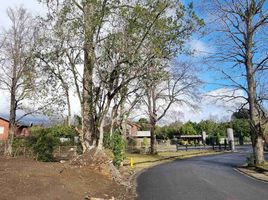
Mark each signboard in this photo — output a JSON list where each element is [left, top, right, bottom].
[[0, 127, 4, 134]]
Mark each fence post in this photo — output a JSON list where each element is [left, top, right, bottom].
[[186, 144, 188, 151]]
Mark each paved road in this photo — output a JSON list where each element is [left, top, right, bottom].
[[137, 146, 268, 200]]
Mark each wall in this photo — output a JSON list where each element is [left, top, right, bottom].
[[0, 119, 9, 140]]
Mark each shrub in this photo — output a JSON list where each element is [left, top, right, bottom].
[[12, 138, 28, 156], [246, 154, 255, 166], [142, 137, 149, 148], [28, 126, 60, 161], [103, 132, 112, 149], [179, 140, 188, 145], [48, 125, 76, 139], [32, 133, 60, 162], [111, 130, 126, 168], [128, 137, 137, 147]]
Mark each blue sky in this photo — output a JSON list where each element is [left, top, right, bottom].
[[0, 0, 246, 123]]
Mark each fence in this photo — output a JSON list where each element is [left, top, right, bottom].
[[176, 142, 230, 152]]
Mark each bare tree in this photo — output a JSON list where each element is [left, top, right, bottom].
[[204, 0, 268, 164], [144, 62, 200, 154], [0, 7, 40, 155]]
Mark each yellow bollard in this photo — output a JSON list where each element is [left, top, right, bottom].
[[130, 157, 134, 169]]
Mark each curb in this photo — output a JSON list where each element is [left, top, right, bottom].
[[234, 168, 268, 184]]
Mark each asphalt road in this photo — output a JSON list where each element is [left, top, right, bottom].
[[137, 146, 268, 200]]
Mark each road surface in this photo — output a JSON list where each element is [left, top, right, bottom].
[[137, 146, 268, 200]]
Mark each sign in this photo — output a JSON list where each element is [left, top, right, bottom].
[[0, 127, 4, 134]]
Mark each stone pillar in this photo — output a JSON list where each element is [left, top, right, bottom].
[[227, 128, 235, 151], [202, 131, 207, 144]]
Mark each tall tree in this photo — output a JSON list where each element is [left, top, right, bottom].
[[0, 7, 40, 155], [144, 62, 201, 154], [206, 0, 268, 164]]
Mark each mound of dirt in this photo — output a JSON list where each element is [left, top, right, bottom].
[[70, 148, 123, 183], [0, 157, 126, 200]]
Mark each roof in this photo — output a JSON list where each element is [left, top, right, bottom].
[[0, 116, 9, 123], [134, 131, 151, 137], [177, 135, 202, 138], [126, 121, 141, 128]]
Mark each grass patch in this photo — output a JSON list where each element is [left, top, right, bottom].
[[124, 150, 222, 171]]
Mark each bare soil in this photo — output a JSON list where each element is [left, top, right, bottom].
[[0, 157, 126, 200]]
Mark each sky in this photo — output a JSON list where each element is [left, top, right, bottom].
[[0, 0, 245, 124]]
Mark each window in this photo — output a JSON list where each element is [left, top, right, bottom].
[[0, 127, 4, 134]]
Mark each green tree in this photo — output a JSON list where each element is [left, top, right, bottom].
[[180, 122, 197, 135], [231, 119, 250, 145], [137, 118, 150, 131], [196, 120, 217, 135]]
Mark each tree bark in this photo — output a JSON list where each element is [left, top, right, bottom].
[[63, 84, 71, 126], [5, 89, 16, 156], [147, 86, 157, 154], [254, 135, 264, 165], [97, 119, 105, 149], [150, 118, 157, 154], [81, 2, 96, 151], [244, 7, 265, 165]]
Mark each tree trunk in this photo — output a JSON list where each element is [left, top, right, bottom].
[[64, 85, 71, 126], [81, 2, 96, 151], [150, 119, 157, 154], [97, 119, 105, 150], [245, 11, 265, 165], [254, 135, 264, 165], [148, 86, 157, 154], [5, 91, 16, 156]]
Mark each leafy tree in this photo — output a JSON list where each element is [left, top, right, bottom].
[[232, 109, 250, 120], [137, 118, 150, 131], [180, 122, 197, 135], [196, 120, 218, 135], [231, 119, 250, 145]]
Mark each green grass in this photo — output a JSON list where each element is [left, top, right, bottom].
[[124, 150, 222, 171]]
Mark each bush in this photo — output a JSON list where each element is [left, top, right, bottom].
[[128, 137, 137, 148], [48, 125, 76, 139], [103, 132, 112, 149], [246, 154, 255, 166], [32, 133, 60, 162], [111, 130, 126, 168], [12, 138, 28, 156], [27, 127, 60, 161], [142, 137, 149, 148], [179, 140, 188, 145]]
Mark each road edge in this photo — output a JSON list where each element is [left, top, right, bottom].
[[234, 168, 268, 184]]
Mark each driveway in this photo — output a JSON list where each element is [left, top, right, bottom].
[[137, 146, 268, 200]]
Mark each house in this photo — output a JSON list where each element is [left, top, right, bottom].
[[0, 117, 9, 140], [0, 116, 31, 141], [124, 121, 140, 137], [130, 130, 151, 148]]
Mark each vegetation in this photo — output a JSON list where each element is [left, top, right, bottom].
[[156, 118, 250, 145], [110, 130, 126, 168], [12, 125, 78, 162], [1, 0, 267, 166]]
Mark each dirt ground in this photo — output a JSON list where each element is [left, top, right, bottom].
[[0, 157, 126, 200]]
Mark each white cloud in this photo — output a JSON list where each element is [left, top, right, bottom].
[[188, 39, 213, 57]]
